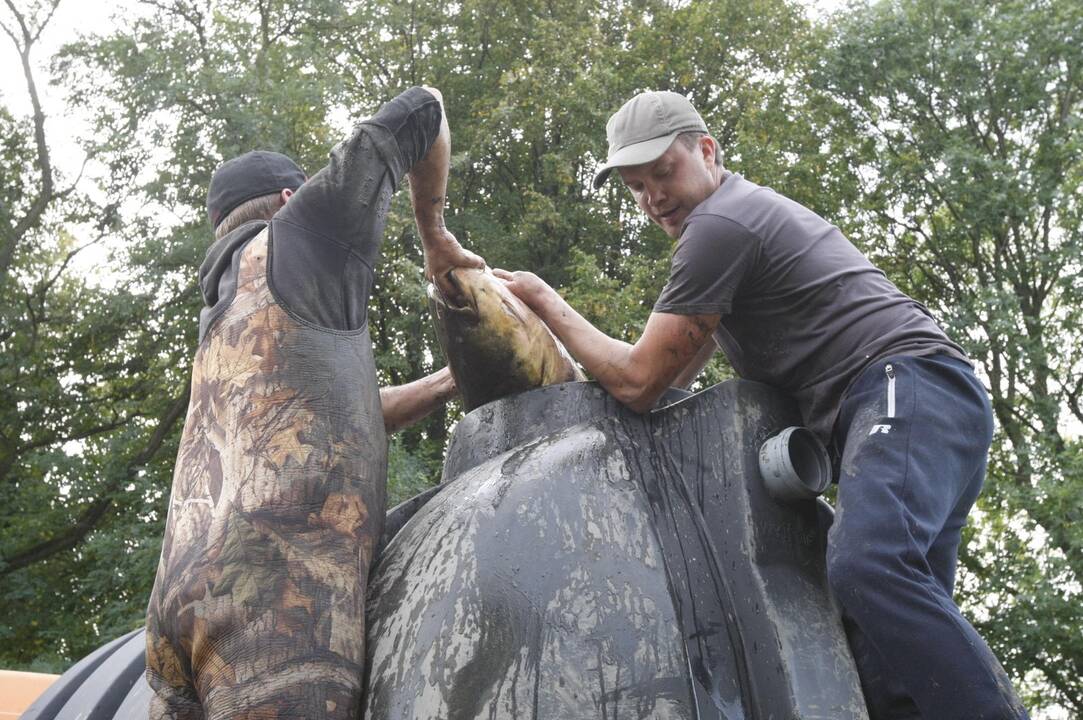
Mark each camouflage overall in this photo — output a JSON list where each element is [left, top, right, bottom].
[[145, 228, 387, 719]]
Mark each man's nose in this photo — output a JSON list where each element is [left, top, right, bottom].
[[644, 183, 666, 208]]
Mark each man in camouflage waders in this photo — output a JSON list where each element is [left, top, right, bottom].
[[145, 86, 483, 719]]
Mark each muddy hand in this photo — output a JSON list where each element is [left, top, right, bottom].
[[424, 227, 484, 296], [492, 268, 555, 313]]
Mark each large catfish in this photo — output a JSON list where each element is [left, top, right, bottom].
[[429, 267, 586, 410]]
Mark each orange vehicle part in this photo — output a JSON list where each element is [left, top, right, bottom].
[[0, 670, 58, 719]]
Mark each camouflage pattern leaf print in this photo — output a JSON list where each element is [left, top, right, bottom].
[[145, 229, 388, 720]]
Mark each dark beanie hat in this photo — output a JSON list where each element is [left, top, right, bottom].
[[206, 150, 306, 229]]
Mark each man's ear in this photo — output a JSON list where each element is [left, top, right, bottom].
[[699, 136, 718, 167], [280, 187, 295, 206]]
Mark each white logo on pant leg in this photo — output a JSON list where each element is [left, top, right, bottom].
[[869, 424, 892, 435]]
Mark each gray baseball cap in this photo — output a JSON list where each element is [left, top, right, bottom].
[[592, 91, 708, 189]]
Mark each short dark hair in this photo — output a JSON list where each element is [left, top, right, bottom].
[[214, 192, 281, 240], [677, 131, 723, 168]]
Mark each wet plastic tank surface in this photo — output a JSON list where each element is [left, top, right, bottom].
[[364, 380, 866, 719], [21, 380, 867, 720]]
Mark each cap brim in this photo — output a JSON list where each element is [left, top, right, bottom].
[[592, 133, 680, 189]]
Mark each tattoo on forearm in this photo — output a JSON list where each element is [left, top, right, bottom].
[[431, 195, 444, 205], [690, 317, 715, 339]]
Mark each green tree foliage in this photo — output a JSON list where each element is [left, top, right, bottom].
[[815, 0, 1083, 714], [0, 0, 191, 669], [1, 0, 1077, 714]]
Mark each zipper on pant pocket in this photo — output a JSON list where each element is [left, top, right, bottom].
[[885, 364, 896, 418]]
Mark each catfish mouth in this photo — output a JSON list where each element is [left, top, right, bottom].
[[430, 270, 479, 321]]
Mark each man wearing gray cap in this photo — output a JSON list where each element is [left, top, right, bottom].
[[497, 90, 1027, 719], [145, 86, 482, 719]]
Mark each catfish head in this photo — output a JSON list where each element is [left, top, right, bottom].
[[428, 267, 586, 411]]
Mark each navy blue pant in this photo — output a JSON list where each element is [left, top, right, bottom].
[[827, 354, 1028, 720]]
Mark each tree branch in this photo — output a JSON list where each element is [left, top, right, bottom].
[[0, 385, 190, 576], [0, 0, 58, 287], [14, 412, 136, 455], [35, 231, 107, 300], [29, 0, 59, 44]]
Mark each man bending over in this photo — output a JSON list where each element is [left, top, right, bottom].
[[497, 90, 1027, 720]]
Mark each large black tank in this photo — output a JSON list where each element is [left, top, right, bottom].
[[363, 379, 866, 719], [20, 380, 867, 720]]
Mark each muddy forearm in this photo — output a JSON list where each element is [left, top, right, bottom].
[[408, 88, 450, 243], [406, 89, 484, 282], [532, 289, 717, 412], [531, 291, 649, 405], [379, 367, 457, 434]]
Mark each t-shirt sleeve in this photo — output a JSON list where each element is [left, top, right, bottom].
[[653, 214, 761, 316], [268, 87, 443, 332], [360, 86, 445, 182]]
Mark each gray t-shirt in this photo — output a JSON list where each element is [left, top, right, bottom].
[[654, 173, 967, 441], [199, 87, 442, 340]]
